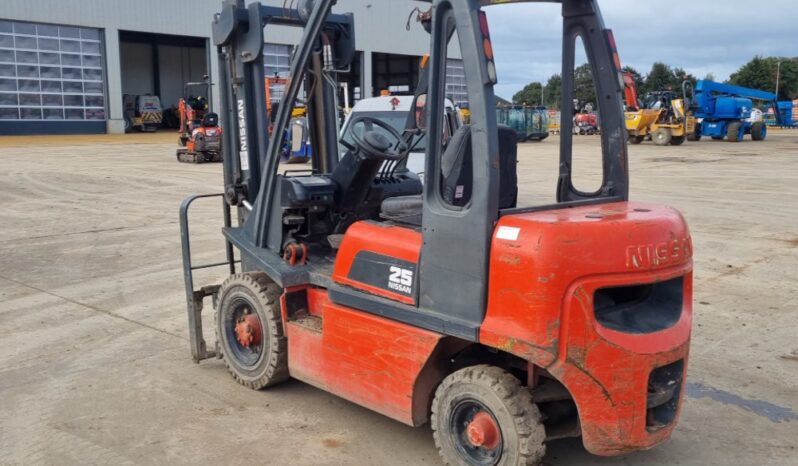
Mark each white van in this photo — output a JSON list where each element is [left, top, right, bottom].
[[339, 95, 461, 177]]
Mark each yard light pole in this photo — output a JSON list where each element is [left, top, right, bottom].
[[540, 84, 545, 106], [775, 61, 782, 97]]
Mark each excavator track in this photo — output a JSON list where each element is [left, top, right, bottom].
[[176, 149, 222, 164]]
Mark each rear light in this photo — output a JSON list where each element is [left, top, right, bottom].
[[593, 276, 684, 334], [605, 29, 624, 88], [478, 10, 498, 85], [479, 11, 490, 36], [606, 29, 621, 69], [483, 38, 493, 60]]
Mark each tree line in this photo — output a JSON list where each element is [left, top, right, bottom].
[[512, 56, 798, 109]]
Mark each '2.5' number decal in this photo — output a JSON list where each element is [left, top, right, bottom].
[[388, 266, 414, 295], [389, 266, 413, 286]]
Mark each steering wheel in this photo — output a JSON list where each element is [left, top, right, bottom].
[[346, 116, 408, 161]]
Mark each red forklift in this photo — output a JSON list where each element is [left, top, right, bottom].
[[176, 77, 223, 163], [180, 1, 693, 465]]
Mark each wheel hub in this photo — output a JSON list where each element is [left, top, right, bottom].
[[234, 313, 262, 348], [466, 411, 501, 449]]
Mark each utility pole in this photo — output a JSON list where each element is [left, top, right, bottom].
[[540, 84, 545, 107], [775, 61, 782, 98]]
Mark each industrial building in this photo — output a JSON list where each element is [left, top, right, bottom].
[[0, 0, 466, 135]]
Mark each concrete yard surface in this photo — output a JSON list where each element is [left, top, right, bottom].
[[1, 131, 797, 465]]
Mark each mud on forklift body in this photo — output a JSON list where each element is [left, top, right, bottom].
[[180, 1, 693, 464]]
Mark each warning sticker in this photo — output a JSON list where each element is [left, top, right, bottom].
[[496, 226, 521, 241]]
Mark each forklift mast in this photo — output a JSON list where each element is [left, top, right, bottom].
[[212, 0, 354, 216]]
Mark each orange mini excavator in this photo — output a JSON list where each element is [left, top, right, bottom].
[[176, 77, 222, 163]]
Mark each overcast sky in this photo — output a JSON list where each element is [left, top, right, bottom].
[[484, 1, 798, 99]]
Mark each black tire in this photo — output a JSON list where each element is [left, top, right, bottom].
[[687, 130, 701, 141], [652, 128, 672, 146], [726, 122, 742, 142], [123, 116, 133, 134], [628, 135, 644, 145], [215, 272, 289, 390], [432, 365, 546, 466], [751, 122, 766, 141], [671, 135, 686, 146]]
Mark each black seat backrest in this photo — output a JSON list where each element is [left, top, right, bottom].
[[441, 125, 472, 206], [440, 124, 518, 209], [497, 124, 518, 209], [331, 148, 385, 213], [202, 112, 219, 127]]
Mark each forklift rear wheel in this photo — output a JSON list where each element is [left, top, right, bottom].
[[652, 128, 672, 146], [431, 365, 546, 466], [628, 135, 644, 145], [671, 136, 686, 146], [123, 116, 133, 134], [215, 273, 289, 390], [687, 130, 701, 141]]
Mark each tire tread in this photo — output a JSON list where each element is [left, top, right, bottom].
[[215, 272, 289, 390], [431, 365, 546, 466]]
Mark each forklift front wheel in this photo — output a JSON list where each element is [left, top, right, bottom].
[[215, 273, 289, 390], [432, 365, 546, 466]]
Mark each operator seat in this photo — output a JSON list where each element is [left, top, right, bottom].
[[202, 112, 219, 127], [380, 124, 518, 226]]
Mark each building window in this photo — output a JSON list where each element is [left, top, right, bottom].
[[445, 58, 468, 108], [372, 52, 420, 97], [264, 43, 292, 103], [0, 20, 106, 121]]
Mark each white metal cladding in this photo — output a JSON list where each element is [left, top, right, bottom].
[[0, 0, 441, 131], [264, 43, 292, 103], [0, 20, 105, 121], [446, 58, 468, 107]]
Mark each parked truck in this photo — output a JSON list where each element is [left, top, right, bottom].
[[684, 80, 787, 142]]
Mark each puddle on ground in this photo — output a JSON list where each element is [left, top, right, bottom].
[[651, 156, 729, 164], [686, 382, 798, 423]]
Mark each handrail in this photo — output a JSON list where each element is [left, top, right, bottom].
[[179, 193, 239, 363]]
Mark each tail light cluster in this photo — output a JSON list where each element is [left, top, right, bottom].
[[478, 10, 497, 85]]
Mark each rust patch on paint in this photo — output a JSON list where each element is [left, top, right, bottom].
[[497, 253, 522, 265]]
